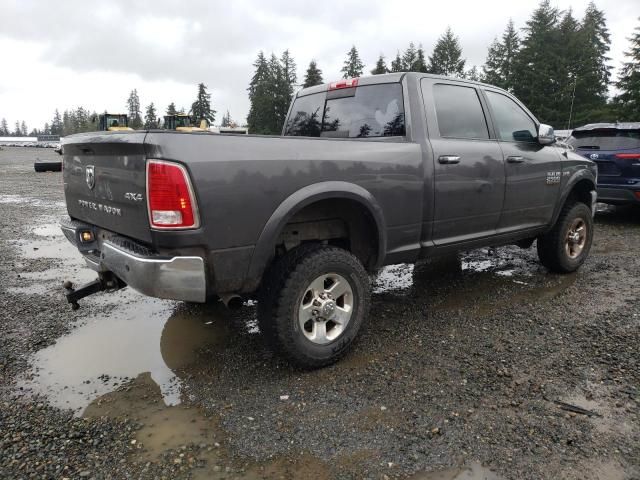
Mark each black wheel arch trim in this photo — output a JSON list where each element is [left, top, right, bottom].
[[550, 169, 597, 227], [243, 181, 387, 291]]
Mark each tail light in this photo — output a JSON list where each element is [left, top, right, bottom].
[[614, 153, 640, 159], [146, 159, 199, 229], [329, 78, 359, 90]]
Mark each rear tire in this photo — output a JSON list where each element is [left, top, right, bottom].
[[537, 202, 593, 273], [258, 244, 370, 369]]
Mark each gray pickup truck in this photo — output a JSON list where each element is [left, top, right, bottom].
[[61, 72, 597, 368]]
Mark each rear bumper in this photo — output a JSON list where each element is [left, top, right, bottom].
[[596, 185, 640, 205], [60, 217, 207, 303]]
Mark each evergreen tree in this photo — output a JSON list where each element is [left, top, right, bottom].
[[466, 65, 481, 81], [166, 102, 178, 116], [390, 51, 404, 72], [247, 51, 271, 134], [42, 122, 50, 135], [21, 121, 28, 136], [483, 19, 520, 90], [14, 121, 21, 136], [221, 110, 232, 127], [402, 42, 418, 71], [428, 27, 466, 77], [191, 83, 216, 125], [615, 18, 640, 120], [341, 46, 364, 78], [0, 118, 8, 136], [144, 103, 158, 129], [127, 89, 143, 129], [556, 9, 582, 127], [303, 60, 323, 87], [414, 45, 428, 72], [513, 1, 562, 124], [371, 54, 388, 75], [51, 109, 63, 136], [571, 3, 612, 125], [278, 50, 297, 123]]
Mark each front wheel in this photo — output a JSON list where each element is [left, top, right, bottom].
[[258, 245, 370, 369], [537, 202, 593, 273]]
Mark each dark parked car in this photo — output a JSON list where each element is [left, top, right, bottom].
[[60, 73, 597, 368], [568, 123, 640, 205]]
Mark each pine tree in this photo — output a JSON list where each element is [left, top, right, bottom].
[[21, 121, 28, 136], [42, 122, 50, 135], [483, 19, 520, 90], [390, 51, 404, 72], [402, 42, 418, 71], [513, 0, 562, 124], [14, 121, 21, 136], [127, 89, 143, 129], [371, 54, 388, 75], [428, 27, 466, 77], [414, 45, 428, 73], [247, 51, 271, 134], [191, 83, 216, 125], [144, 103, 158, 129], [466, 66, 481, 81], [51, 109, 63, 136], [166, 102, 177, 116], [0, 118, 8, 136], [303, 60, 323, 87], [341, 46, 364, 78], [556, 9, 582, 127], [571, 3, 612, 125], [615, 18, 640, 121], [221, 110, 232, 127]]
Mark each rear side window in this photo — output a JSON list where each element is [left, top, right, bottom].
[[284, 84, 405, 138], [568, 130, 640, 150], [432, 84, 489, 139], [485, 91, 537, 142]]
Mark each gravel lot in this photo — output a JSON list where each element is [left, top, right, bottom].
[[0, 147, 638, 479]]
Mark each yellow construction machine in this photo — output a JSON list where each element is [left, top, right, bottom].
[[98, 113, 133, 131], [163, 114, 208, 132]]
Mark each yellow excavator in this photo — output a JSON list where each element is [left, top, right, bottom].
[[98, 113, 133, 131], [163, 114, 208, 132]]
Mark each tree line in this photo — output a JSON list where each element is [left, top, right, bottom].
[[248, 1, 639, 134], [3, 2, 639, 137]]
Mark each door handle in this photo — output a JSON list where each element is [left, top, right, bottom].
[[506, 155, 525, 163], [438, 155, 461, 164]]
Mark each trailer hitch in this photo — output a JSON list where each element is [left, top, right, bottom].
[[63, 272, 125, 310]]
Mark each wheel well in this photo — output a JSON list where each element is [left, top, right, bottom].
[[568, 179, 595, 207], [275, 199, 379, 270]]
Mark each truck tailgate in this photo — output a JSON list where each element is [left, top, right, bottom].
[[62, 132, 152, 243]]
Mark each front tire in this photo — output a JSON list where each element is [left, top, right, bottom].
[[537, 202, 593, 273], [258, 244, 370, 369]]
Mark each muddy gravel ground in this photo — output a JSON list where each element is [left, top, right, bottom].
[[0, 147, 638, 480]]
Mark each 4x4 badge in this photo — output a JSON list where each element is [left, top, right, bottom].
[[85, 165, 95, 190]]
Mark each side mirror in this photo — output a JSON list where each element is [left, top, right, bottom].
[[538, 124, 555, 145]]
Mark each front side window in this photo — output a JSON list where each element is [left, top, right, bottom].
[[432, 84, 489, 139], [284, 84, 405, 138], [485, 91, 537, 143]]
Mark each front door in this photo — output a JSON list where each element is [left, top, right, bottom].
[[483, 89, 562, 231], [421, 80, 505, 246]]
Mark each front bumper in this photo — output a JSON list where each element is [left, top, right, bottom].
[[597, 185, 640, 205], [60, 217, 207, 303]]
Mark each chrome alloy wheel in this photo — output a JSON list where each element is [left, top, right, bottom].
[[565, 218, 587, 259], [298, 273, 353, 345]]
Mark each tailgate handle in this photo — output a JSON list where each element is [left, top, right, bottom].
[[438, 155, 461, 165]]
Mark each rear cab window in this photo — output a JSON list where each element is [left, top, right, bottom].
[[568, 129, 640, 151], [431, 83, 489, 139], [284, 83, 405, 138]]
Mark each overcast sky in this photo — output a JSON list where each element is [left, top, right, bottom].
[[1, 0, 638, 131]]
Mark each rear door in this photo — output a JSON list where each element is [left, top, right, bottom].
[[62, 132, 151, 243], [483, 89, 562, 231], [421, 79, 505, 246]]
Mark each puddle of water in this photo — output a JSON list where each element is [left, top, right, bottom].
[[32, 223, 63, 237], [0, 194, 65, 209], [410, 463, 503, 480], [17, 301, 231, 414], [373, 264, 415, 293], [13, 237, 79, 261]]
